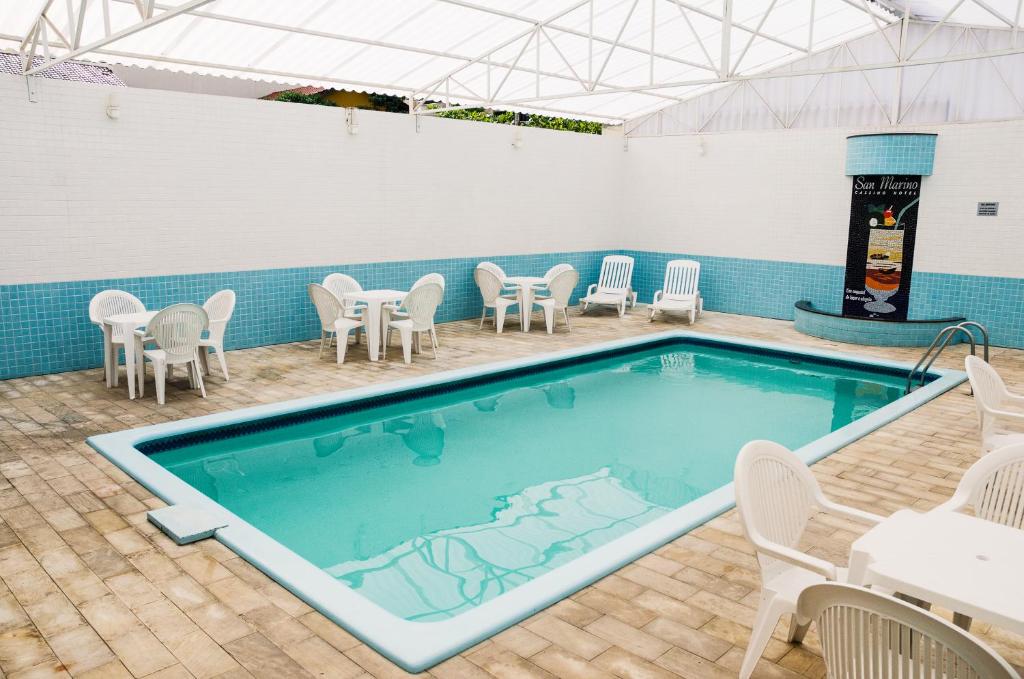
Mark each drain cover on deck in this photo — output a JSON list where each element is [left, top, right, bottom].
[[147, 505, 228, 545]]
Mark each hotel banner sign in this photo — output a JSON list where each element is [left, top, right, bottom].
[[842, 174, 921, 320]]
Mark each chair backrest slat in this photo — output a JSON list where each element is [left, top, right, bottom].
[[89, 290, 145, 326], [735, 441, 818, 575], [401, 283, 444, 330], [412, 273, 445, 290], [547, 269, 579, 307], [474, 267, 505, 304], [203, 290, 236, 344], [308, 283, 344, 331], [799, 584, 1020, 679], [544, 263, 573, 282], [597, 255, 634, 294], [965, 356, 1011, 439], [477, 261, 507, 281], [323, 273, 362, 301], [662, 259, 700, 299], [951, 443, 1024, 530], [146, 304, 208, 363]]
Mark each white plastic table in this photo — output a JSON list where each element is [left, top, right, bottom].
[[848, 509, 1024, 636], [343, 289, 407, 361], [102, 311, 157, 400], [503, 276, 546, 332]]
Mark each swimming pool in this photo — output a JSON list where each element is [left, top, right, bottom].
[[88, 331, 965, 671]]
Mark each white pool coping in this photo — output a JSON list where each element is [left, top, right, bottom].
[[87, 330, 966, 672]]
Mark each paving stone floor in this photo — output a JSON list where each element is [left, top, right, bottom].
[[1, 306, 1021, 678]]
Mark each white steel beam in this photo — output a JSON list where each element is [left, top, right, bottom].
[[24, 0, 215, 76], [720, 0, 732, 77]]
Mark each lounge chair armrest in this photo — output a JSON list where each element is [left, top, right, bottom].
[[653, 290, 663, 303], [751, 538, 838, 580], [819, 498, 885, 525], [585, 284, 597, 297]]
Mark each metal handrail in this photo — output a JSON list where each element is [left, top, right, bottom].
[[906, 321, 990, 393]]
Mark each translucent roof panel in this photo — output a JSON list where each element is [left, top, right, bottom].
[[0, 0, 911, 122]]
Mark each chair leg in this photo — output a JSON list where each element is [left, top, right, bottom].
[[354, 327, 361, 345], [740, 593, 792, 679], [563, 308, 571, 333], [786, 614, 811, 644], [198, 347, 210, 376], [112, 345, 121, 387], [336, 331, 348, 364], [135, 338, 145, 397], [215, 347, 229, 381], [430, 327, 439, 354], [399, 328, 413, 364], [689, 309, 696, 324], [430, 333, 438, 359], [155, 362, 166, 405], [544, 305, 554, 334], [479, 306, 488, 329], [318, 331, 326, 358], [618, 300, 626, 317], [496, 306, 506, 333], [192, 358, 207, 398]]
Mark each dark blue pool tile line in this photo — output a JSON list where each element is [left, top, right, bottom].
[[626, 250, 1024, 350], [0, 252, 608, 380], [2, 250, 1021, 380]]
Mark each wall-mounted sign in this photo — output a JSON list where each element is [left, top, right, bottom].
[[842, 175, 921, 320]]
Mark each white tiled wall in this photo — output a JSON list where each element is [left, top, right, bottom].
[[622, 122, 1024, 278], [0, 75, 622, 285], [2, 74, 1021, 285]]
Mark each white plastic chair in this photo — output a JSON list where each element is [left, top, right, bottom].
[[308, 283, 364, 364], [197, 290, 235, 380], [135, 304, 208, 405], [385, 273, 445, 347], [532, 268, 578, 334], [650, 259, 702, 324], [475, 267, 519, 333], [734, 440, 884, 679], [580, 255, 636, 317], [323, 273, 364, 345], [935, 442, 1024, 530], [797, 583, 1020, 679], [384, 283, 443, 364], [543, 263, 574, 282], [477, 261, 508, 281], [965, 356, 1024, 453], [89, 290, 146, 386]]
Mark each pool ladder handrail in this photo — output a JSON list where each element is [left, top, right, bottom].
[[906, 321, 989, 394]]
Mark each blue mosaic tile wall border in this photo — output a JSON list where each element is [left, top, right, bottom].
[[2, 249, 1021, 380], [845, 133, 938, 176], [0, 252, 608, 380], [624, 250, 1024, 350]]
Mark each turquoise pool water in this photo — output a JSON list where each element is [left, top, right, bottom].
[[149, 341, 905, 622]]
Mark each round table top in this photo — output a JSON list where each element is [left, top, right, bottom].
[[104, 311, 157, 325], [504, 276, 546, 286], [344, 289, 407, 302]]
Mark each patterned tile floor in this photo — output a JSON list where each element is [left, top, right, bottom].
[[1, 307, 1022, 678]]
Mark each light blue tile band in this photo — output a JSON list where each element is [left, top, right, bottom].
[[1, 249, 1021, 380], [845, 133, 938, 176]]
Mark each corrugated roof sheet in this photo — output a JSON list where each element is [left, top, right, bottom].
[[0, 0, 905, 122], [0, 52, 126, 86]]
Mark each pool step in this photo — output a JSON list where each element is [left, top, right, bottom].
[[147, 505, 228, 545]]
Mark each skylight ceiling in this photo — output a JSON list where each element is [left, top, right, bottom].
[[7, 0, 1010, 123]]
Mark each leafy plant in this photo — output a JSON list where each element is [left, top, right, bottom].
[[274, 91, 337, 106], [428, 104, 602, 134]]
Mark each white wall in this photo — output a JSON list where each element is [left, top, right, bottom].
[[0, 75, 622, 285], [2, 74, 1021, 286], [622, 121, 1024, 278]]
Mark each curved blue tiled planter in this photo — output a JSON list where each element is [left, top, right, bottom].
[[794, 301, 963, 347], [845, 133, 937, 176]]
